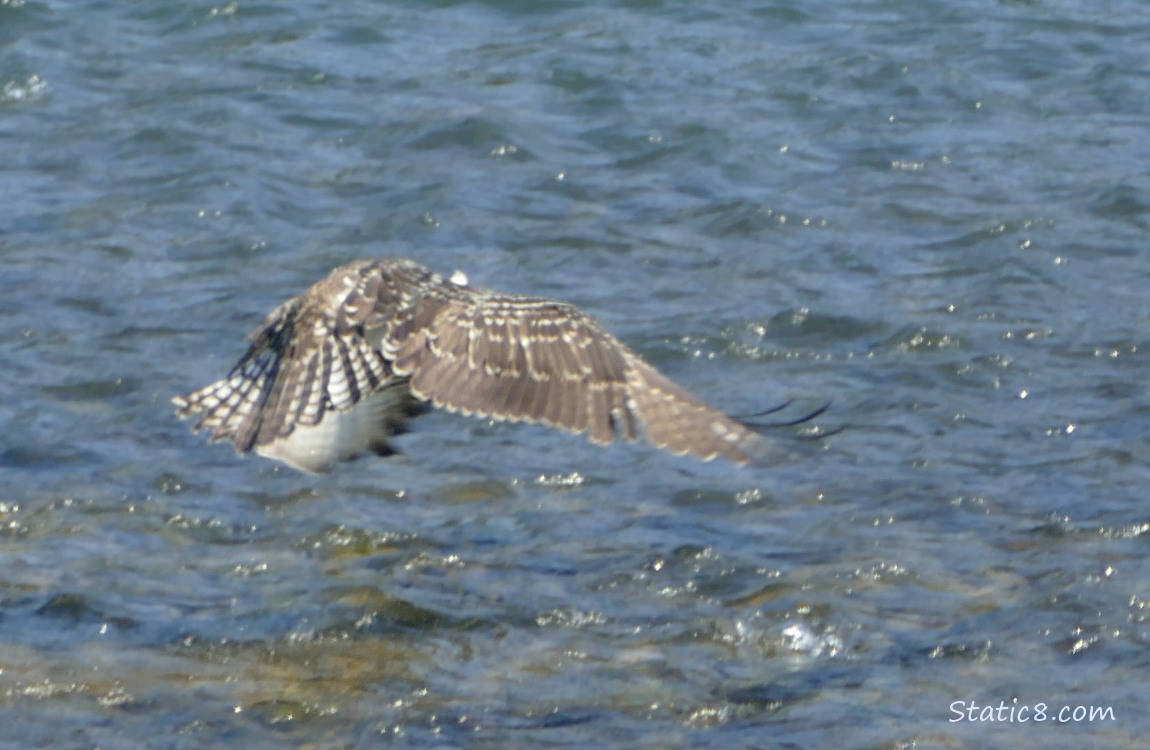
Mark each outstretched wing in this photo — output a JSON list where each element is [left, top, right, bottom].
[[378, 280, 772, 465], [172, 275, 400, 471], [172, 297, 304, 450]]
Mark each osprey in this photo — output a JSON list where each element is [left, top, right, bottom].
[[174, 258, 790, 473]]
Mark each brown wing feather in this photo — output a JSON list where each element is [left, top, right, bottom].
[[382, 280, 770, 465], [622, 358, 768, 463]]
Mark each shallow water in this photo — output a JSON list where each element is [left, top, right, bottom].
[[2, 1, 1149, 748]]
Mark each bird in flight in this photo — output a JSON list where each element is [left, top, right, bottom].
[[174, 258, 801, 473]]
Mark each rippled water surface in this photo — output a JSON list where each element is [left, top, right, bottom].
[[3, 1, 1149, 748]]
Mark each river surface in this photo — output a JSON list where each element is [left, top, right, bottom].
[[2, 1, 1149, 748]]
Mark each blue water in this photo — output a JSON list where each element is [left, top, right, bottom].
[[2, 1, 1148, 747]]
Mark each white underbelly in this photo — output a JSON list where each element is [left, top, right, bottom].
[[256, 383, 411, 473]]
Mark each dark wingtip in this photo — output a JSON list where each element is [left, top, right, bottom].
[[741, 400, 831, 429], [736, 400, 842, 450], [732, 398, 795, 420]]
